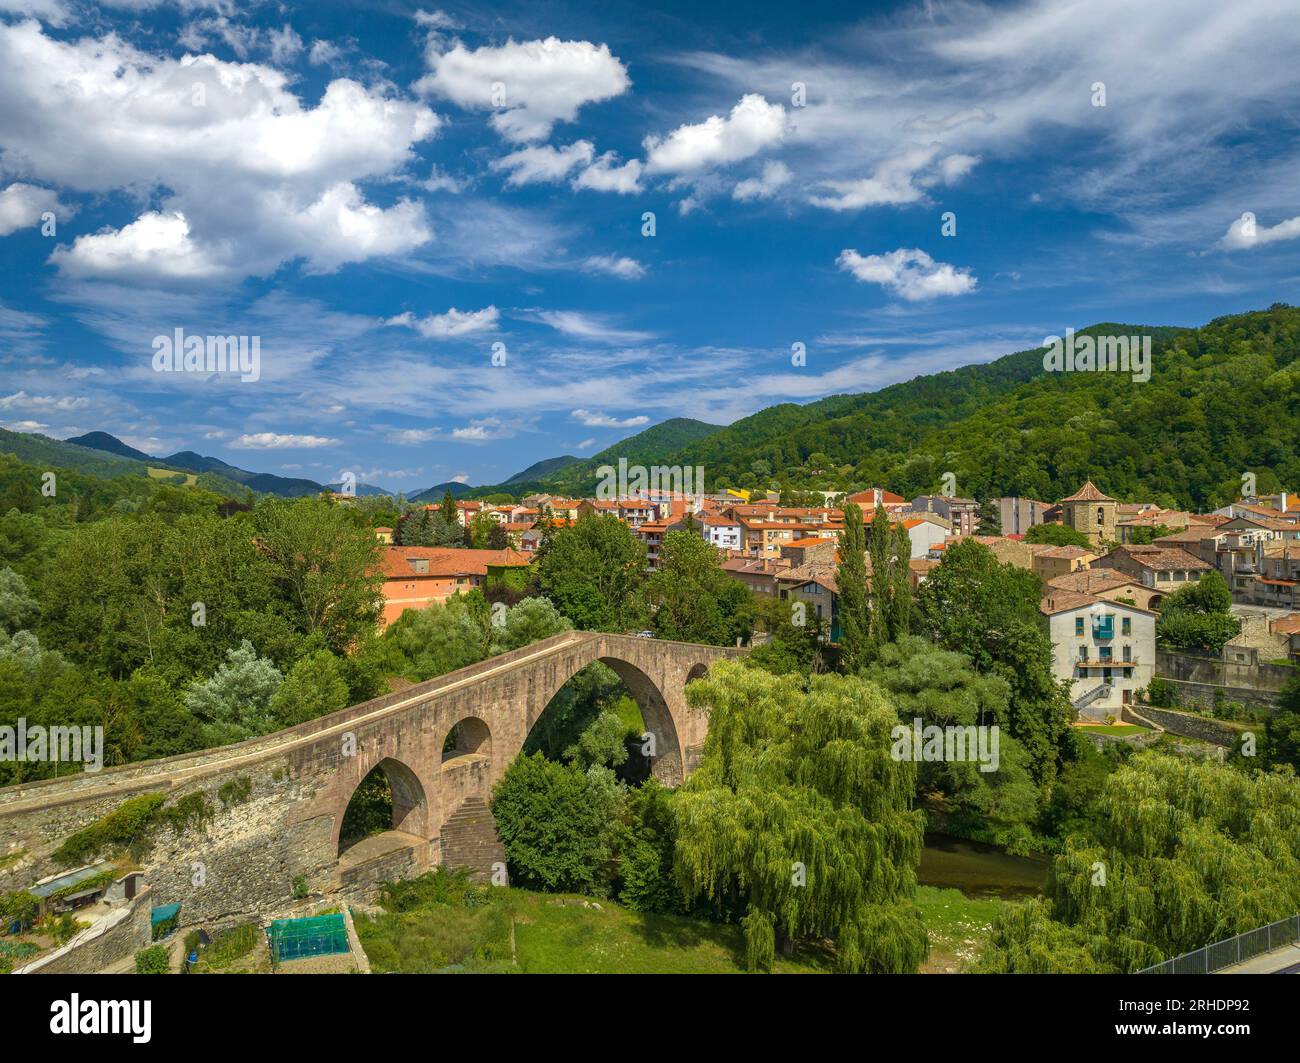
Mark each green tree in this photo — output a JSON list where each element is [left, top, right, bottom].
[[868, 504, 891, 652], [269, 649, 350, 727], [491, 752, 622, 895], [1156, 570, 1239, 653], [536, 514, 647, 632], [491, 596, 572, 653], [674, 660, 928, 972], [888, 521, 913, 640], [916, 539, 1071, 783], [835, 502, 870, 672], [977, 498, 1002, 536], [249, 497, 384, 655], [183, 640, 284, 744], [1024, 523, 1094, 548], [646, 531, 753, 645], [975, 752, 1300, 972], [440, 488, 458, 529], [864, 637, 1040, 850], [0, 567, 38, 634]]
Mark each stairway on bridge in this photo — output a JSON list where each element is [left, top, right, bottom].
[[440, 797, 506, 883]]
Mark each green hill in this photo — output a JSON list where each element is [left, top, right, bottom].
[[665, 306, 1298, 510], [474, 417, 723, 497]]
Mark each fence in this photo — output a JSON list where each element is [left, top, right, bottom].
[[266, 913, 349, 965], [1138, 914, 1300, 974]]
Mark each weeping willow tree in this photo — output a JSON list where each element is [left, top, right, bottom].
[[975, 752, 1300, 972], [674, 659, 927, 973]]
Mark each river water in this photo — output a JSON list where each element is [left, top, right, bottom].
[[918, 834, 1049, 898]]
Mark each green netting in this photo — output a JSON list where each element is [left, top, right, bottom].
[[266, 914, 349, 962]]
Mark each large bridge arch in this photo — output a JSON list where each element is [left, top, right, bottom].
[[527, 651, 687, 785]]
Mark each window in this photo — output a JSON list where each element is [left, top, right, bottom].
[[1097, 506, 1105, 526], [1099, 646, 1112, 662], [1122, 645, 1131, 662], [1121, 617, 1131, 635], [1075, 617, 1085, 636], [1092, 614, 1114, 639]]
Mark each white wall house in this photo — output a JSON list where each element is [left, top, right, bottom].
[[700, 515, 742, 551], [1041, 594, 1156, 719]]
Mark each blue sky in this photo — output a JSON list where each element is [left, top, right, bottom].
[[1, 0, 1298, 492]]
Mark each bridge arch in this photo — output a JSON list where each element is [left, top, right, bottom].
[[441, 716, 493, 764], [335, 755, 429, 854]]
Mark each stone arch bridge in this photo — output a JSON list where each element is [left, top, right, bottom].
[[0, 633, 736, 923]]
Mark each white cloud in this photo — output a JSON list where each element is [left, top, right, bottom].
[[809, 144, 976, 211], [0, 1, 70, 24], [1220, 211, 1300, 250], [51, 211, 228, 281], [450, 417, 515, 441], [385, 305, 499, 339], [0, 182, 63, 236], [837, 247, 977, 301], [267, 25, 304, 65], [388, 427, 439, 444], [575, 437, 596, 450], [0, 390, 89, 411], [415, 37, 629, 143], [733, 160, 791, 201], [581, 255, 646, 280], [644, 94, 785, 175], [534, 310, 655, 344], [573, 153, 642, 194], [0, 21, 440, 283], [572, 409, 650, 428], [308, 39, 343, 65], [491, 140, 594, 186], [230, 432, 339, 449], [273, 183, 431, 273]]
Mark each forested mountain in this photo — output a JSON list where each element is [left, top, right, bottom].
[[64, 431, 153, 462], [472, 417, 723, 497], [54, 432, 392, 498], [661, 306, 1297, 510], [503, 455, 581, 483]]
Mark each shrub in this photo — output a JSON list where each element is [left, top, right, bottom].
[[53, 793, 167, 866], [135, 945, 170, 974], [491, 753, 622, 895]]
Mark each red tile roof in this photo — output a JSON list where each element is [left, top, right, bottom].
[[1059, 480, 1116, 503]]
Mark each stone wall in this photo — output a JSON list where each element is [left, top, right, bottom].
[[18, 885, 153, 974], [1122, 705, 1249, 747], [1157, 649, 1292, 704]]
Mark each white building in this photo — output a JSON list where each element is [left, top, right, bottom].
[[698, 512, 742, 551], [1041, 592, 1156, 719]]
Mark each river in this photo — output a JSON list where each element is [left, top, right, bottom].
[[918, 834, 1049, 898]]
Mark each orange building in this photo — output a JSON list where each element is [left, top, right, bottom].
[[379, 546, 529, 627]]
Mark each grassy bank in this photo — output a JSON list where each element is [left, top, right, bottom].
[[352, 881, 828, 974]]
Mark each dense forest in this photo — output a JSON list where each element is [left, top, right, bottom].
[[500, 305, 1299, 509]]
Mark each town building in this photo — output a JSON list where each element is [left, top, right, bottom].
[[1057, 480, 1118, 545], [997, 497, 1051, 536], [1041, 592, 1156, 717]]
